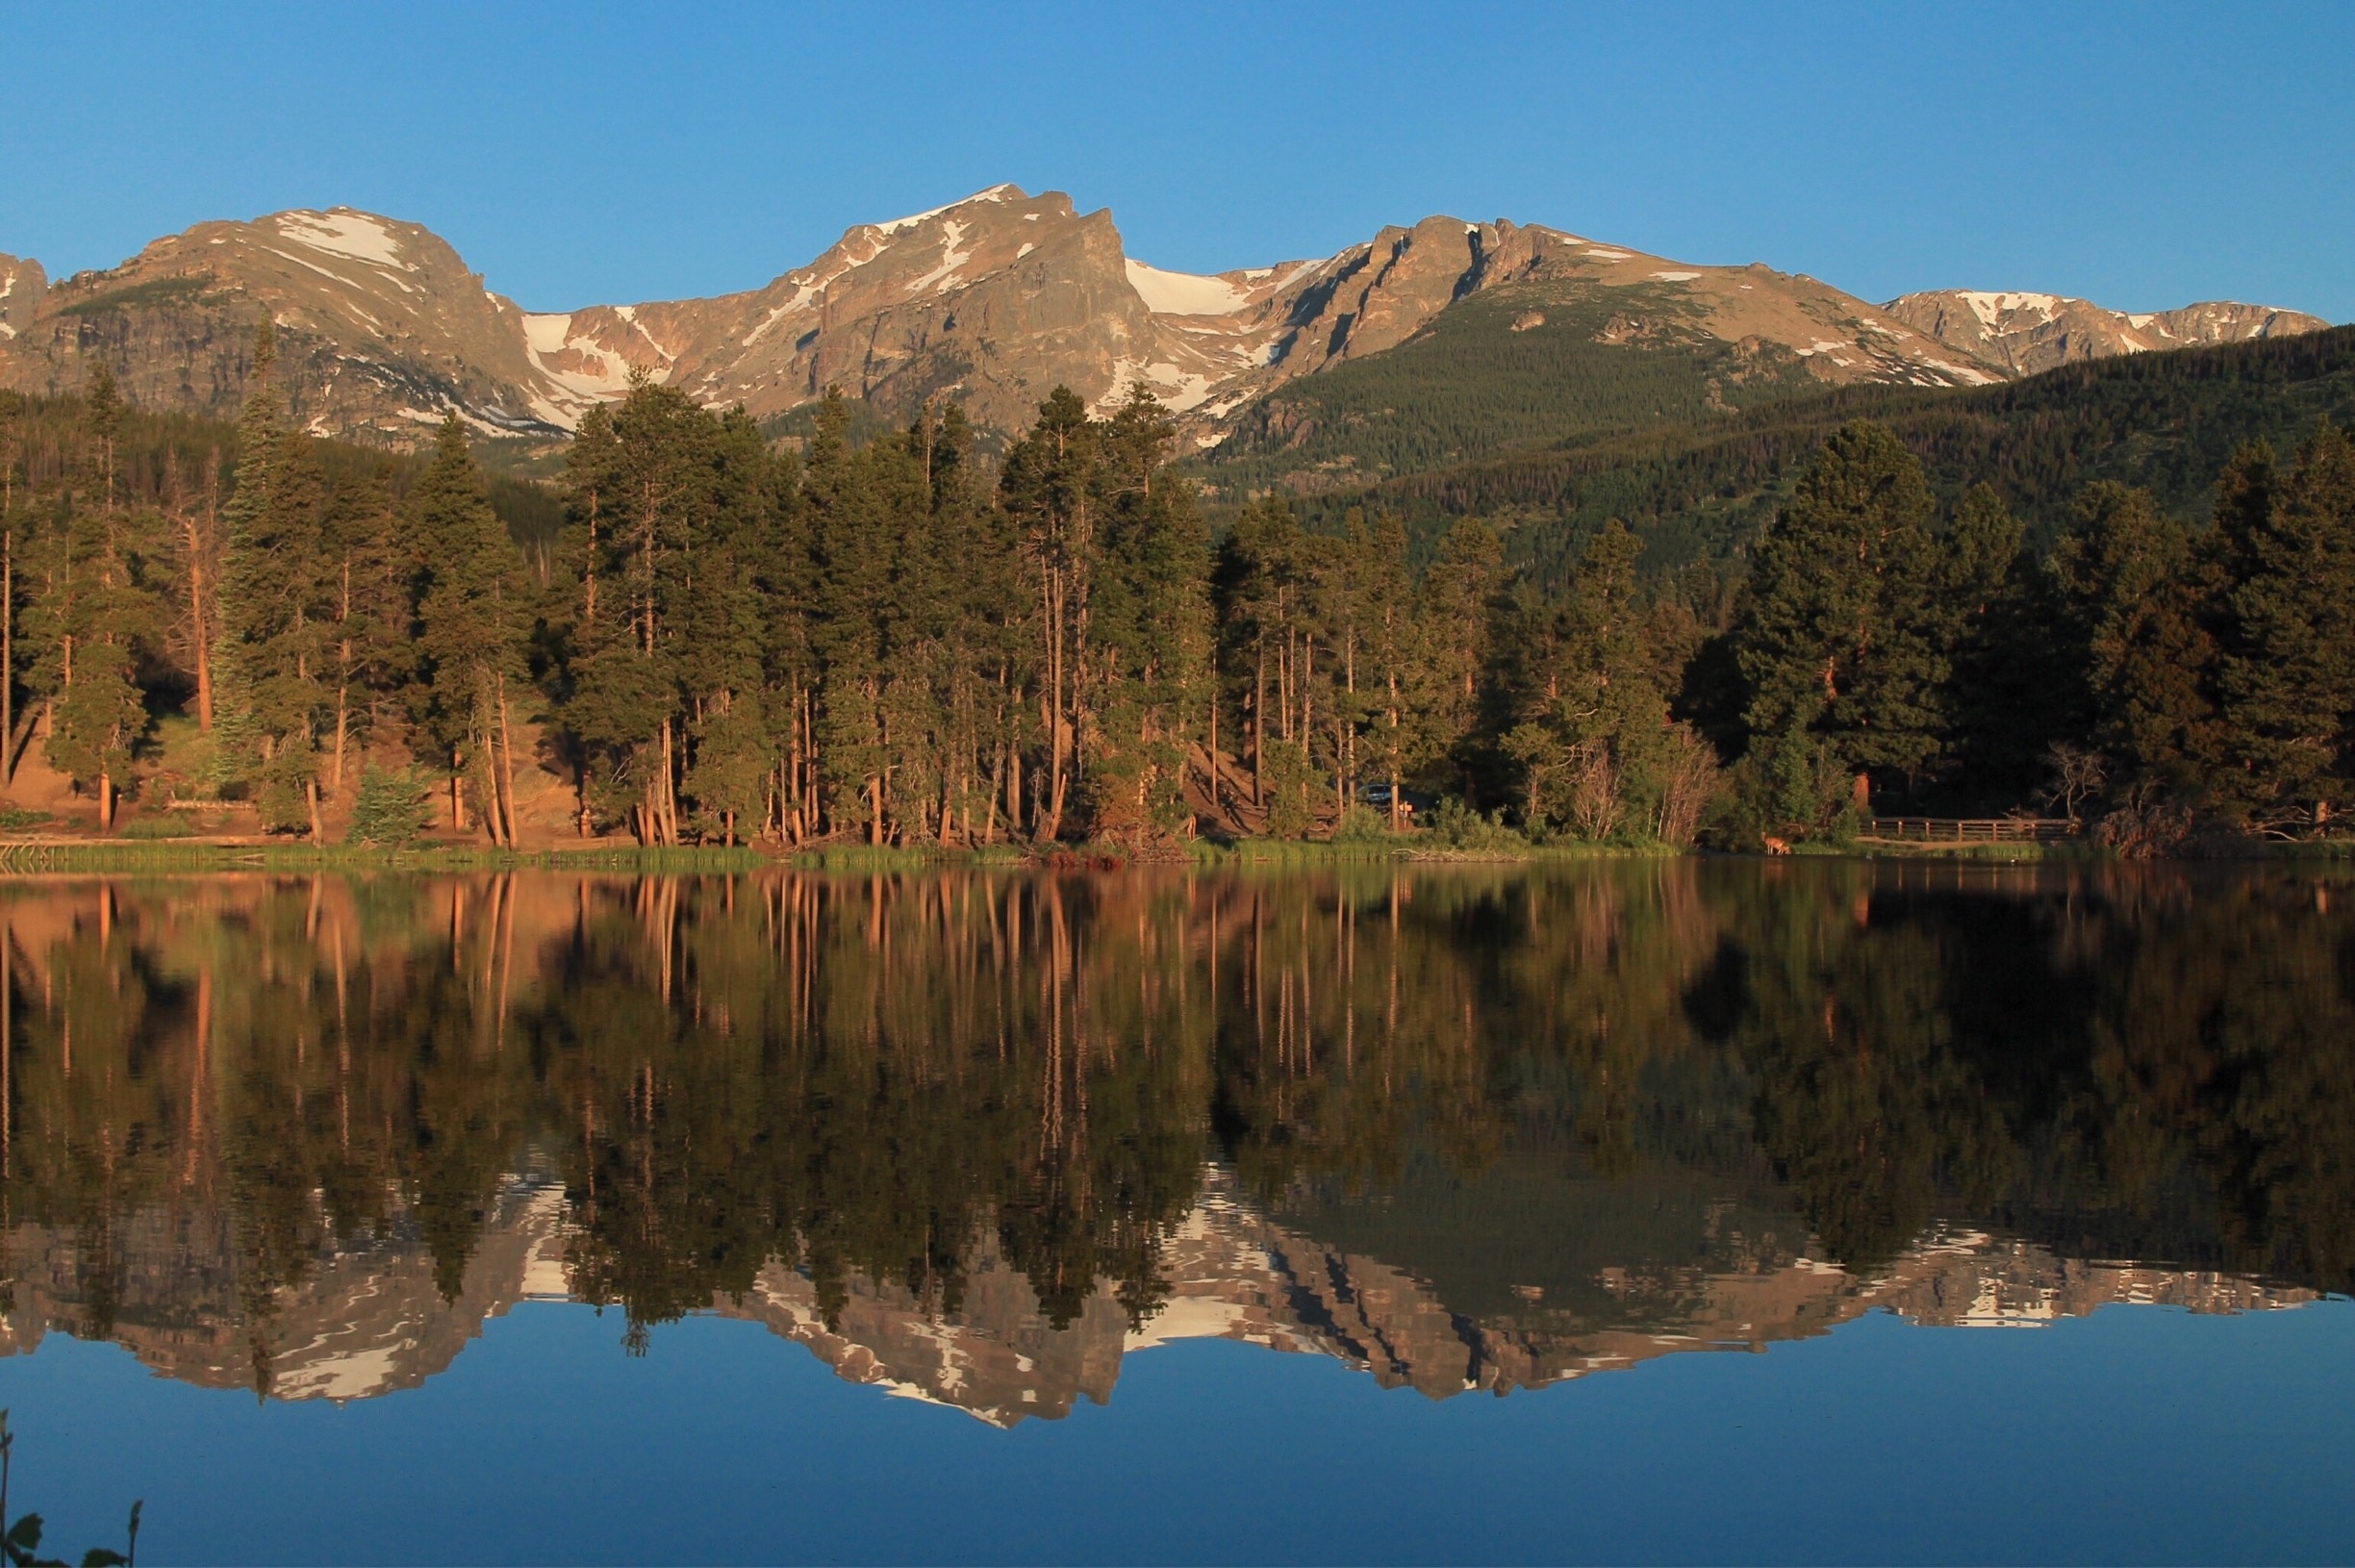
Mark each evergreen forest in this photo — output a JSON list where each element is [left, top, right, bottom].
[[1, 321, 2352, 853]]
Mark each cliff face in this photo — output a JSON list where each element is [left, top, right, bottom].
[[12, 190, 2319, 452], [0, 255, 43, 337], [1884, 290, 2331, 377]]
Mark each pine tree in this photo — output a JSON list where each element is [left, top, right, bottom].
[[2217, 421, 2355, 825], [2050, 481, 2223, 794], [84, 364, 122, 518], [999, 387, 1100, 840], [221, 433, 334, 833], [1356, 513, 1422, 831], [44, 495, 153, 830], [1079, 389, 1212, 843], [208, 322, 282, 801], [43, 380, 157, 829], [317, 466, 404, 794], [1937, 485, 2064, 804], [1417, 516, 1504, 804], [407, 416, 528, 845], [1737, 419, 1946, 805], [1499, 519, 1673, 838]]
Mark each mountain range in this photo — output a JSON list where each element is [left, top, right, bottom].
[[0, 186, 2329, 455]]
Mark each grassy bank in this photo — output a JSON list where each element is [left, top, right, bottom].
[[0, 833, 1684, 875], [0, 841, 772, 874], [1, 832, 2336, 875]]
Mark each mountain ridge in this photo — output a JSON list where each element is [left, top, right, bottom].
[[1885, 288, 2326, 376], [0, 187, 2331, 453]]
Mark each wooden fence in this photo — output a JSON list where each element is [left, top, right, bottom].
[[1867, 817, 2077, 843]]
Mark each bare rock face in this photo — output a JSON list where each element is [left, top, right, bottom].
[[0, 254, 43, 337], [0, 210, 565, 441], [1884, 290, 2331, 377], [0, 190, 2330, 452]]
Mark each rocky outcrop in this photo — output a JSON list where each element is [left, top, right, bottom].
[[1884, 290, 2329, 377], [0, 255, 42, 337]]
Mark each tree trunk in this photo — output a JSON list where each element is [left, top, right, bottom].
[[1009, 745, 1025, 837], [97, 771, 113, 833], [1252, 645, 1267, 805], [496, 675, 521, 848], [1, 530, 11, 790], [982, 742, 1005, 845], [306, 777, 323, 844], [182, 512, 214, 733]]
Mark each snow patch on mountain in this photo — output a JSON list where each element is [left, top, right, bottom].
[[1957, 291, 2064, 329], [1101, 356, 1216, 413], [871, 185, 1022, 239], [907, 220, 974, 294], [520, 311, 644, 428], [1919, 357, 2000, 387], [1125, 260, 1251, 316], [275, 210, 413, 272]]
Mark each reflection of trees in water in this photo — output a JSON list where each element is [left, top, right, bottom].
[[0, 861, 2349, 1388], [1713, 862, 2355, 1288]]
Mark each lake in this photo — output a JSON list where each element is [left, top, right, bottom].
[[0, 861, 2349, 1564]]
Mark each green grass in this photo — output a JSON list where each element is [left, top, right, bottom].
[[787, 843, 1030, 873], [117, 812, 201, 840]]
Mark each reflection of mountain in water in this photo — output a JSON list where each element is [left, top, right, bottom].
[[725, 1169, 2315, 1427], [0, 1166, 2314, 1425], [0, 1177, 570, 1401], [0, 863, 2346, 1420]]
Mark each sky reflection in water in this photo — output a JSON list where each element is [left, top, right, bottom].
[[0, 862, 2348, 1563]]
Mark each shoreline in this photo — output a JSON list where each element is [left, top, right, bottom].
[[0, 835, 2343, 874]]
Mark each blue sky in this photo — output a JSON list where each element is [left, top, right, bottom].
[[3, 1, 2347, 319]]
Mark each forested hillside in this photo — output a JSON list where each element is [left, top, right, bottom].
[[1261, 323, 2355, 586], [1190, 278, 1826, 495]]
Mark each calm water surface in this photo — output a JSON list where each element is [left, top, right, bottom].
[[0, 862, 2349, 1564]]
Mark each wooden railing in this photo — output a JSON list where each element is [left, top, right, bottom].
[[1867, 817, 2077, 843]]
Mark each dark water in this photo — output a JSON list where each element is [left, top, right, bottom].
[[0, 862, 2350, 1564]]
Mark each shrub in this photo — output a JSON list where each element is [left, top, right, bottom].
[[1331, 804, 1399, 845], [346, 767, 433, 848], [1423, 797, 1528, 853]]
